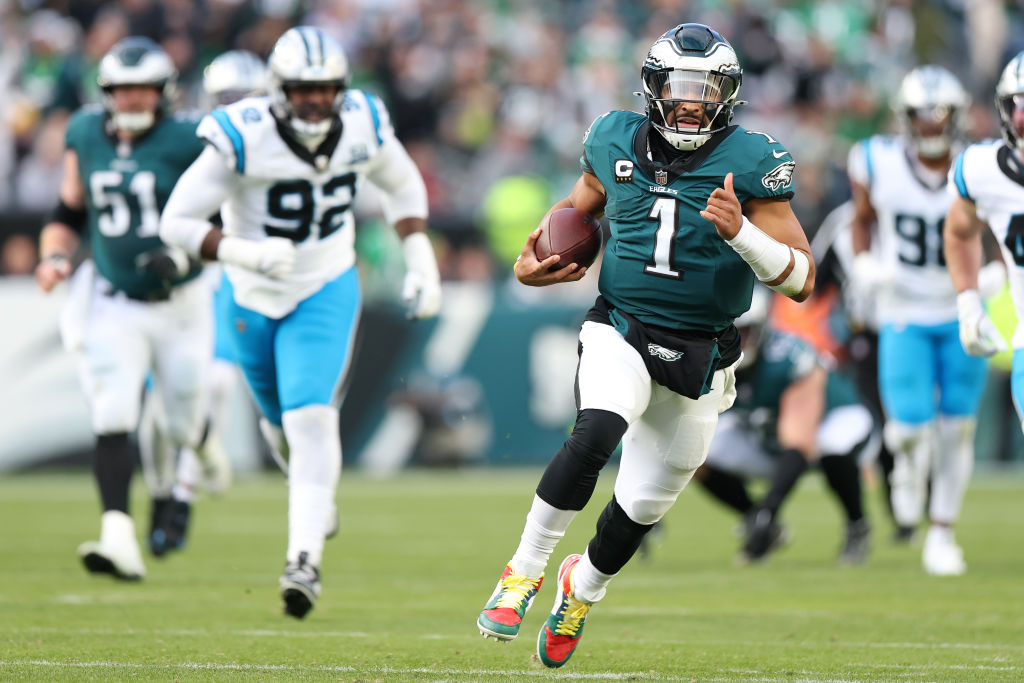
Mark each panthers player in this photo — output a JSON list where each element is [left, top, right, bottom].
[[160, 27, 441, 619], [140, 49, 271, 556], [476, 24, 813, 668], [697, 287, 873, 566], [946, 52, 1024, 460], [34, 37, 211, 581], [848, 66, 987, 576]]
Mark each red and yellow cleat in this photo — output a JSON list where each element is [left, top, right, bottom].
[[477, 564, 544, 641], [536, 554, 591, 668]]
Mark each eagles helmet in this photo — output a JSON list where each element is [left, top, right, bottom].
[[267, 26, 349, 140], [995, 51, 1024, 151], [640, 23, 743, 151], [203, 50, 269, 108], [735, 285, 772, 369], [97, 36, 177, 133], [894, 65, 969, 160]]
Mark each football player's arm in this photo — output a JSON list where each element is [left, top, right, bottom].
[[513, 171, 606, 287], [848, 180, 876, 254], [943, 195, 1006, 356], [160, 146, 295, 279], [365, 138, 441, 319], [701, 173, 815, 302], [35, 149, 85, 293], [776, 364, 827, 459]]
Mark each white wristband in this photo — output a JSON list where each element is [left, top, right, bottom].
[[725, 216, 809, 297], [216, 236, 262, 271], [402, 231, 440, 282]]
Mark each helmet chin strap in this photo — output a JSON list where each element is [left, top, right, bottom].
[[111, 111, 155, 134], [915, 134, 952, 159], [289, 116, 333, 151]]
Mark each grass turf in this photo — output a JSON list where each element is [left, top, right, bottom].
[[1, 467, 1023, 681]]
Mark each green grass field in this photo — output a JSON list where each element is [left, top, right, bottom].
[[1, 467, 1023, 682]]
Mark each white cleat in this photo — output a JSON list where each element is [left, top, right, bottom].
[[78, 511, 146, 581], [922, 526, 966, 576]]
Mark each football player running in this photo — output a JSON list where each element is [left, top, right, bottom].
[[160, 27, 441, 619], [697, 286, 873, 566], [848, 66, 989, 576], [945, 53, 1024, 467], [139, 49, 271, 556], [476, 23, 813, 668], [34, 37, 212, 581]]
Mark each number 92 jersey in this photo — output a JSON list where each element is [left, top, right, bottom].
[[848, 135, 956, 326], [196, 91, 406, 317], [950, 139, 1024, 348], [582, 110, 796, 333]]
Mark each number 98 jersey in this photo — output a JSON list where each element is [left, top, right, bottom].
[[197, 92, 406, 318], [950, 139, 1024, 349]]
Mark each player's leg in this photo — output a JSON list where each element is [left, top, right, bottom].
[[1013, 350, 1024, 434], [696, 411, 771, 518], [76, 291, 151, 580], [536, 363, 734, 668], [817, 404, 874, 565], [149, 280, 214, 556], [879, 323, 936, 538], [478, 321, 644, 641], [924, 323, 988, 575], [136, 383, 179, 553], [273, 267, 360, 619]]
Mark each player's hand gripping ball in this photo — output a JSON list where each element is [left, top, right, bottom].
[[533, 208, 602, 271]]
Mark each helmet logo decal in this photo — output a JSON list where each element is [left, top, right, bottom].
[[762, 161, 795, 191]]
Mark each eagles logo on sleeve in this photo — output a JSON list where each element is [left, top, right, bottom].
[[762, 161, 795, 192]]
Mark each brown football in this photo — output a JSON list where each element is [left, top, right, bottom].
[[534, 208, 603, 271]]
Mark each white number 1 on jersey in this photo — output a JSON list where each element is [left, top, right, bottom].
[[645, 197, 682, 279]]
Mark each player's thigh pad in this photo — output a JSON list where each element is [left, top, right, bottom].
[[879, 323, 937, 423], [614, 367, 729, 524], [935, 321, 988, 416], [576, 321, 652, 424], [151, 278, 214, 447], [704, 412, 775, 479], [276, 267, 361, 412], [79, 289, 151, 434], [817, 404, 873, 456]]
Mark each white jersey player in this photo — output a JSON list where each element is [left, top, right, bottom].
[[160, 27, 441, 619], [848, 65, 987, 576], [946, 51, 1024, 440]]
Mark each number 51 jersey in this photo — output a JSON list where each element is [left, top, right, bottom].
[[197, 92, 412, 318], [951, 139, 1024, 349]]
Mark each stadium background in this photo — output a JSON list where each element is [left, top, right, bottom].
[[1, 0, 1022, 471]]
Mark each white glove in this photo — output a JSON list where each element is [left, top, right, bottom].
[[851, 251, 891, 297], [217, 236, 296, 279], [956, 289, 1007, 357], [401, 232, 441, 319]]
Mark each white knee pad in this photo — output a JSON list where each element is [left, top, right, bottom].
[[930, 416, 975, 525], [884, 420, 933, 527]]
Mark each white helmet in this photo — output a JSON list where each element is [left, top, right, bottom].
[[203, 50, 268, 107], [995, 51, 1024, 151], [97, 36, 177, 133], [735, 285, 772, 369], [267, 26, 349, 140], [640, 23, 743, 152], [894, 65, 969, 160]]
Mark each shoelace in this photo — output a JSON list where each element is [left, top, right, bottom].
[[553, 593, 590, 636], [494, 573, 541, 610]]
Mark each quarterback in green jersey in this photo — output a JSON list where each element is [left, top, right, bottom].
[[477, 23, 815, 668], [34, 37, 211, 582]]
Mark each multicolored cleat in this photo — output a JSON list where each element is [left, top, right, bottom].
[[537, 554, 591, 668], [477, 564, 544, 641]]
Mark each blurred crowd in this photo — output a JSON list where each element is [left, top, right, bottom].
[[2, 0, 1023, 280]]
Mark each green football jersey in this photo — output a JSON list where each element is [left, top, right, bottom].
[[734, 329, 862, 452], [66, 107, 205, 299], [582, 110, 797, 332]]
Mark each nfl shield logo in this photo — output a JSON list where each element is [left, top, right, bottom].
[[655, 170, 668, 185]]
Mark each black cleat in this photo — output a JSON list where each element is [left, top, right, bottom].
[[838, 518, 872, 566], [150, 499, 191, 557], [893, 524, 916, 544], [148, 497, 172, 556], [737, 509, 790, 564], [280, 551, 321, 619]]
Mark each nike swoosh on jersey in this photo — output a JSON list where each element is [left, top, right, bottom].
[[772, 150, 788, 158]]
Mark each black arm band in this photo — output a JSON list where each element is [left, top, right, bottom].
[[50, 200, 87, 234]]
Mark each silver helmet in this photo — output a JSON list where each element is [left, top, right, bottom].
[[894, 65, 969, 160], [203, 49, 268, 107], [267, 26, 349, 139], [995, 51, 1024, 151], [640, 23, 743, 152], [97, 36, 177, 133]]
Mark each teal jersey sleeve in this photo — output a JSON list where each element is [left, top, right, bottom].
[[64, 106, 105, 154], [729, 127, 796, 202]]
